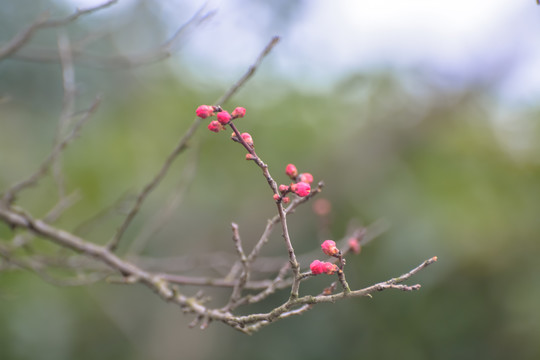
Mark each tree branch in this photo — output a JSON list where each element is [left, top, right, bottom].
[[0, 0, 118, 60], [107, 36, 281, 251], [1, 97, 101, 205]]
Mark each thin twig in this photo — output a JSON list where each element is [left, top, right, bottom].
[[126, 145, 200, 256], [0, 0, 118, 60], [229, 257, 438, 333], [43, 190, 82, 223], [228, 121, 301, 298], [1, 97, 101, 204], [53, 31, 77, 200], [0, 243, 106, 287], [0, 203, 437, 334], [222, 223, 250, 310], [215, 36, 280, 105], [10, 8, 215, 69]]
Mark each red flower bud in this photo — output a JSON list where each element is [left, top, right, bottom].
[[241, 132, 254, 146], [310, 260, 338, 275], [291, 181, 310, 197], [322, 262, 339, 275], [217, 111, 232, 125], [207, 120, 222, 133], [299, 172, 314, 184], [196, 105, 214, 119], [285, 164, 298, 178], [273, 194, 280, 201], [232, 107, 246, 118], [321, 240, 340, 256], [246, 153, 256, 160], [282, 196, 290, 204], [310, 260, 324, 275]]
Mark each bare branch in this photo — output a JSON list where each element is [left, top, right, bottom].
[[53, 31, 77, 200], [0, 205, 175, 299], [126, 146, 200, 255], [43, 190, 82, 223], [0, 243, 106, 287], [1, 97, 101, 204], [215, 36, 280, 105], [0, 197, 437, 335], [221, 223, 250, 310], [10, 8, 215, 69], [229, 257, 438, 334], [0, 0, 118, 60]]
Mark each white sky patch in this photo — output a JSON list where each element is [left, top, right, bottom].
[[62, 0, 540, 102]]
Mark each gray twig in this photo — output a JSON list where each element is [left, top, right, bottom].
[[0, 0, 118, 60]]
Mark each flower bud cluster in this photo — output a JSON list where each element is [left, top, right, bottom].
[[310, 239, 343, 275], [309, 260, 339, 275], [197, 106, 314, 205], [196, 105, 246, 133], [276, 163, 313, 201]]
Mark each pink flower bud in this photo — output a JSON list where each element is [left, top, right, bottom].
[[348, 237, 361, 254], [246, 153, 256, 160], [310, 260, 324, 275], [278, 184, 289, 193], [273, 194, 280, 201], [232, 107, 246, 118], [207, 120, 222, 133], [321, 240, 340, 256], [285, 164, 298, 178], [322, 262, 339, 275], [291, 181, 310, 197], [217, 111, 232, 125], [282, 196, 290, 204], [196, 105, 214, 119], [299, 172, 314, 184], [310, 260, 338, 275], [241, 132, 253, 146]]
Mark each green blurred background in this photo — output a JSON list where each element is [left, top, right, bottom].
[[1, 1, 540, 359]]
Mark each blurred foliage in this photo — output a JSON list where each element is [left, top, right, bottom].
[[1, 1, 540, 360]]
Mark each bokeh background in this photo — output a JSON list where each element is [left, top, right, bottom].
[[1, 1, 540, 359]]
